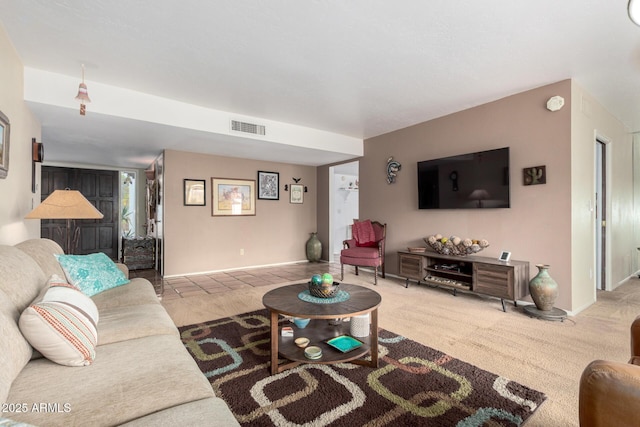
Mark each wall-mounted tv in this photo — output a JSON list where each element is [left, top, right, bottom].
[[417, 147, 510, 209]]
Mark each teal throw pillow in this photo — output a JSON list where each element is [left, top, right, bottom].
[[56, 252, 130, 297]]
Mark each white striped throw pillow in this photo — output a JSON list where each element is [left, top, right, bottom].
[[19, 276, 99, 366]]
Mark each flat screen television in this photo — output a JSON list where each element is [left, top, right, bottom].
[[417, 147, 510, 209]]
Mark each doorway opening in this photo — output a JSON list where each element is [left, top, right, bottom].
[[329, 161, 359, 263], [595, 138, 608, 291]]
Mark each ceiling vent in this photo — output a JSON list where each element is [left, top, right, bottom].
[[231, 120, 266, 136]]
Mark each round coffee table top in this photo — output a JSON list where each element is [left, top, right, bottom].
[[263, 282, 381, 319]]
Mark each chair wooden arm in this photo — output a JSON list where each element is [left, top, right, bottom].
[[343, 238, 356, 249], [579, 360, 640, 426]]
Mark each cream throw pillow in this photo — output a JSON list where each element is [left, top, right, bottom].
[[19, 275, 99, 366]]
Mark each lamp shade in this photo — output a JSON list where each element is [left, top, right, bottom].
[[25, 189, 104, 220]]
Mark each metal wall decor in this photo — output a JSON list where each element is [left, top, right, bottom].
[[386, 156, 401, 184]]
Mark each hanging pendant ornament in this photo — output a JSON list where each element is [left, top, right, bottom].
[[75, 64, 91, 116]]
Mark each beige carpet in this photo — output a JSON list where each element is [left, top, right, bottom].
[[162, 267, 640, 427]]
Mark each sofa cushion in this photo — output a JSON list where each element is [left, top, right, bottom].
[[91, 278, 160, 310], [341, 246, 381, 259], [98, 303, 178, 345], [119, 397, 240, 427], [56, 252, 130, 297], [7, 334, 217, 427], [19, 282, 99, 367]]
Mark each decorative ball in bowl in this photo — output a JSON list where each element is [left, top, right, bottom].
[[424, 234, 489, 256], [308, 273, 340, 298]]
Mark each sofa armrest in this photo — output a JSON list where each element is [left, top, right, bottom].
[[116, 262, 130, 279], [579, 359, 640, 426]]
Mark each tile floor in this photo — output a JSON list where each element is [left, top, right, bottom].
[[129, 262, 343, 301]]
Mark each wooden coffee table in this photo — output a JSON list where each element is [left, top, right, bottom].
[[262, 283, 382, 375]]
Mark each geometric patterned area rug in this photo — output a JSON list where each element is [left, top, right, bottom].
[[179, 309, 546, 426]]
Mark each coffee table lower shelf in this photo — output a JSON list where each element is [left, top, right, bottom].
[[269, 312, 379, 375], [276, 321, 374, 371]]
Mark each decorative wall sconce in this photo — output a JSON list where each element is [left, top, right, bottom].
[[387, 157, 402, 184], [285, 178, 308, 193], [75, 64, 91, 116], [31, 137, 43, 193]]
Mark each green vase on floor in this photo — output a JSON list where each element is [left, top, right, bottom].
[[306, 232, 322, 262], [529, 264, 558, 311]]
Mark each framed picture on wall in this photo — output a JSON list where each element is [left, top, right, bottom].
[[0, 110, 10, 179], [257, 171, 279, 200], [184, 179, 206, 206], [211, 177, 256, 216], [290, 184, 304, 204]]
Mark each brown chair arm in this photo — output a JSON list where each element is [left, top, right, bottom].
[[579, 360, 640, 426], [631, 316, 640, 358], [343, 238, 356, 249]]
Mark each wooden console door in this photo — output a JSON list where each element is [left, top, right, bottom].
[[40, 166, 119, 258]]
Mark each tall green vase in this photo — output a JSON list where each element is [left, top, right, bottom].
[[306, 232, 322, 262], [529, 264, 558, 311]]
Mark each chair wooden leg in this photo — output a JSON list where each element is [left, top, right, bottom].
[[355, 266, 359, 276], [374, 266, 378, 285], [341, 263, 344, 281], [381, 262, 386, 278]]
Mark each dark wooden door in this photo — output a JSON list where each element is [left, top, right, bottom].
[[41, 166, 119, 259]]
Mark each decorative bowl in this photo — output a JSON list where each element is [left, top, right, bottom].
[[424, 234, 489, 256], [295, 337, 310, 348], [304, 346, 322, 360], [308, 281, 340, 298], [292, 317, 310, 328]]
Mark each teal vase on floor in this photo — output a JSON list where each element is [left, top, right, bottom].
[[306, 232, 322, 262], [529, 264, 558, 311]]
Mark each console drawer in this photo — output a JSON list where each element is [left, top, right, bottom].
[[399, 253, 424, 281], [473, 264, 513, 299]]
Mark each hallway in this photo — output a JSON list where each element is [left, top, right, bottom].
[[130, 262, 343, 301]]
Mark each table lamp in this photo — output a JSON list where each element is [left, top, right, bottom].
[[26, 189, 104, 254]]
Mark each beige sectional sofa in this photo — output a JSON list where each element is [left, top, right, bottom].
[[0, 238, 239, 426]]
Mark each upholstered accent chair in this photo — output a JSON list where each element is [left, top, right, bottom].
[[340, 220, 386, 285], [579, 315, 640, 426]]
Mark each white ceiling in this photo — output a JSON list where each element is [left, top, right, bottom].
[[1, 1, 640, 169]]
